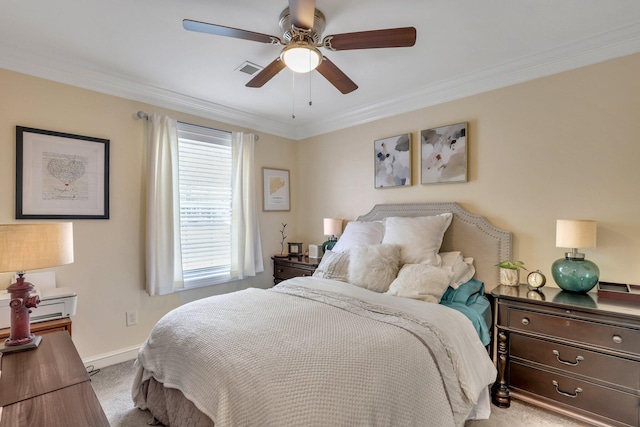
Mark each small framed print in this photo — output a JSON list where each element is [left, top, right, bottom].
[[374, 133, 411, 188], [263, 168, 290, 211], [16, 126, 110, 219], [287, 242, 303, 260], [420, 122, 467, 184]]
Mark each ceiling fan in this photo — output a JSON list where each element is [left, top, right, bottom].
[[183, 0, 416, 94]]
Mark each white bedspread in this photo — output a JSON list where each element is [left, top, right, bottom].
[[133, 277, 496, 426]]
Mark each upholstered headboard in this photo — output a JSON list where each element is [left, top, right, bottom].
[[357, 202, 512, 285]]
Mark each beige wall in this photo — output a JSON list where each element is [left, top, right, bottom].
[[0, 68, 299, 363], [2, 52, 639, 364], [297, 53, 640, 287]]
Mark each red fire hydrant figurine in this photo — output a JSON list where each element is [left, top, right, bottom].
[[6, 274, 40, 347]]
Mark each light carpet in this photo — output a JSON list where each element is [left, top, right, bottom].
[[91, 360, 589, 426]]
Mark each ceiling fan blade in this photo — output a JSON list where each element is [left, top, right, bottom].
[[289, 0, 316, 29], [246, 58, 286, 88], [316, 57, 358, 94], [183, 19, 281, 44], [323, 27, 416, 50]]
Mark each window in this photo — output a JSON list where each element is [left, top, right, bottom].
[[177, 122, 232, 288]]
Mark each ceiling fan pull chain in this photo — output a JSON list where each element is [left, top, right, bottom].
[[309, 71, 313, 106], [291, 72, 296, 119]]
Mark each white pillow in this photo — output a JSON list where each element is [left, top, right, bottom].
[[312, 250, 350, 282], [331, 221, 385, 253], [348, 244, 401, 293], [386, 264, 454, 303], [440, 251, 475, 289], [382, 213, 453, 266]]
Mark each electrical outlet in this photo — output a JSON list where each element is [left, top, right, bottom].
[[126, 311, 138, 326]]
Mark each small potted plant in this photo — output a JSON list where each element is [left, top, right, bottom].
[[497, 260, 527, 286]]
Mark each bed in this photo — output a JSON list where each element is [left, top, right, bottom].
[[132, 202, 512, 426]]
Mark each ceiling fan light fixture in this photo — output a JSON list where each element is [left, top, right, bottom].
[[281, 43, 321, 73]]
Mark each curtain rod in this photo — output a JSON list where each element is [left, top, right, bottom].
[[135, 110, 258, 141]]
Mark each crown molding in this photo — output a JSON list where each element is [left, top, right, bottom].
[[297, 21, 640, 139], [0, 46, 295, 139], [1, 21, 639, 141]]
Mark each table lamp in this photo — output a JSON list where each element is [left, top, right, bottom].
[[322, 218, 342, 253], [0, 223, 74, 353], [551, 219, 599, 293]]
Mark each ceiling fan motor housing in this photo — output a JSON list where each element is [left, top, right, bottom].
[[279, 7, 325, 44]]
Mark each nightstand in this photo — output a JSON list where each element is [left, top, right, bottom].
[[272, 256, 320, 285], [491, 284, 640, 427]]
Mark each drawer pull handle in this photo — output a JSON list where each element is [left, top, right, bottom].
[[552, 350, 584, 366], [521, 317, 530, 326], [552, 380, 583, 398], [612, 335, 623, 344]]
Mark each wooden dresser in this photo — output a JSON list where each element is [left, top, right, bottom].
[[272, 256, 320, 285], [491, 284, 640, 427], [0, 331, 109, 426]]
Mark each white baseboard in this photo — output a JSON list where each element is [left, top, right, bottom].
[[82, 343, 142, 369]]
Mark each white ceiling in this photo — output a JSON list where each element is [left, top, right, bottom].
[[2, 1, 640, 140]]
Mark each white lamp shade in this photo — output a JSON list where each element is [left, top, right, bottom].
[[0, 223, 74, 273], [323, 218, 343, 236], [281, 44, 321, 73], [556, 219, 597, 249]]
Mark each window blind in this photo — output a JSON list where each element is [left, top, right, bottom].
[[177, 122, 232, 287]]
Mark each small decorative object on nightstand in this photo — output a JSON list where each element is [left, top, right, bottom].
[[322, 218, 342, 252], [497, 260, 527, 286], [308, 244, 323, 259], [287, 242, 303, 260], [551, 219, 599, 293], [526, 270, 546, 289]]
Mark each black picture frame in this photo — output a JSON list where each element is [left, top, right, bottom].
[[16, 126, 110, 219]]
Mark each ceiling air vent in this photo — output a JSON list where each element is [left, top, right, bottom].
[[236, 61, 263, 76]]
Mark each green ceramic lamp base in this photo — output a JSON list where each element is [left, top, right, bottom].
[[322, 238, 337, 253], [551, 257, 599, 293]]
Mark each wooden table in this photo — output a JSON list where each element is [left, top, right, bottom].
[[0, 331, 108, 426]]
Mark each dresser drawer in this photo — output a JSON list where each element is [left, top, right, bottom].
[[510, 362, 640, 427], [508, 307, 640, 355], [274, 265, 314, 280], [510, 333, 640, 392]]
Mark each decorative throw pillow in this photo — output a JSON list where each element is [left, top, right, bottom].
[[348, 244, 401, 292], [382, 213, 453, 266], [312, 250, 350, 282], [386, 263, 454, 303], [331, 221, 385, 253], [440, 251, 475, 289]]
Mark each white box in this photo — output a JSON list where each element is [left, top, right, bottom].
[[309, 244, 324, 259]]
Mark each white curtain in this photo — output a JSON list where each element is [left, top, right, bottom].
[[145, 114, 184, 296], [231, 132, 264, 279]]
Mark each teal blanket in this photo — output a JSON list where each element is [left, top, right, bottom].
[[440, 279, 491, 346]]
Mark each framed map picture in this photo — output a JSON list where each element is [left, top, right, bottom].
[[16, 126, 110, 219], [263, 168, 290, 211]]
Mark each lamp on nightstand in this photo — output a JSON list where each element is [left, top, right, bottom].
[[322, 218, 342, 253], [0, 223, 74, 353], [551, 219, 599, 293]]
